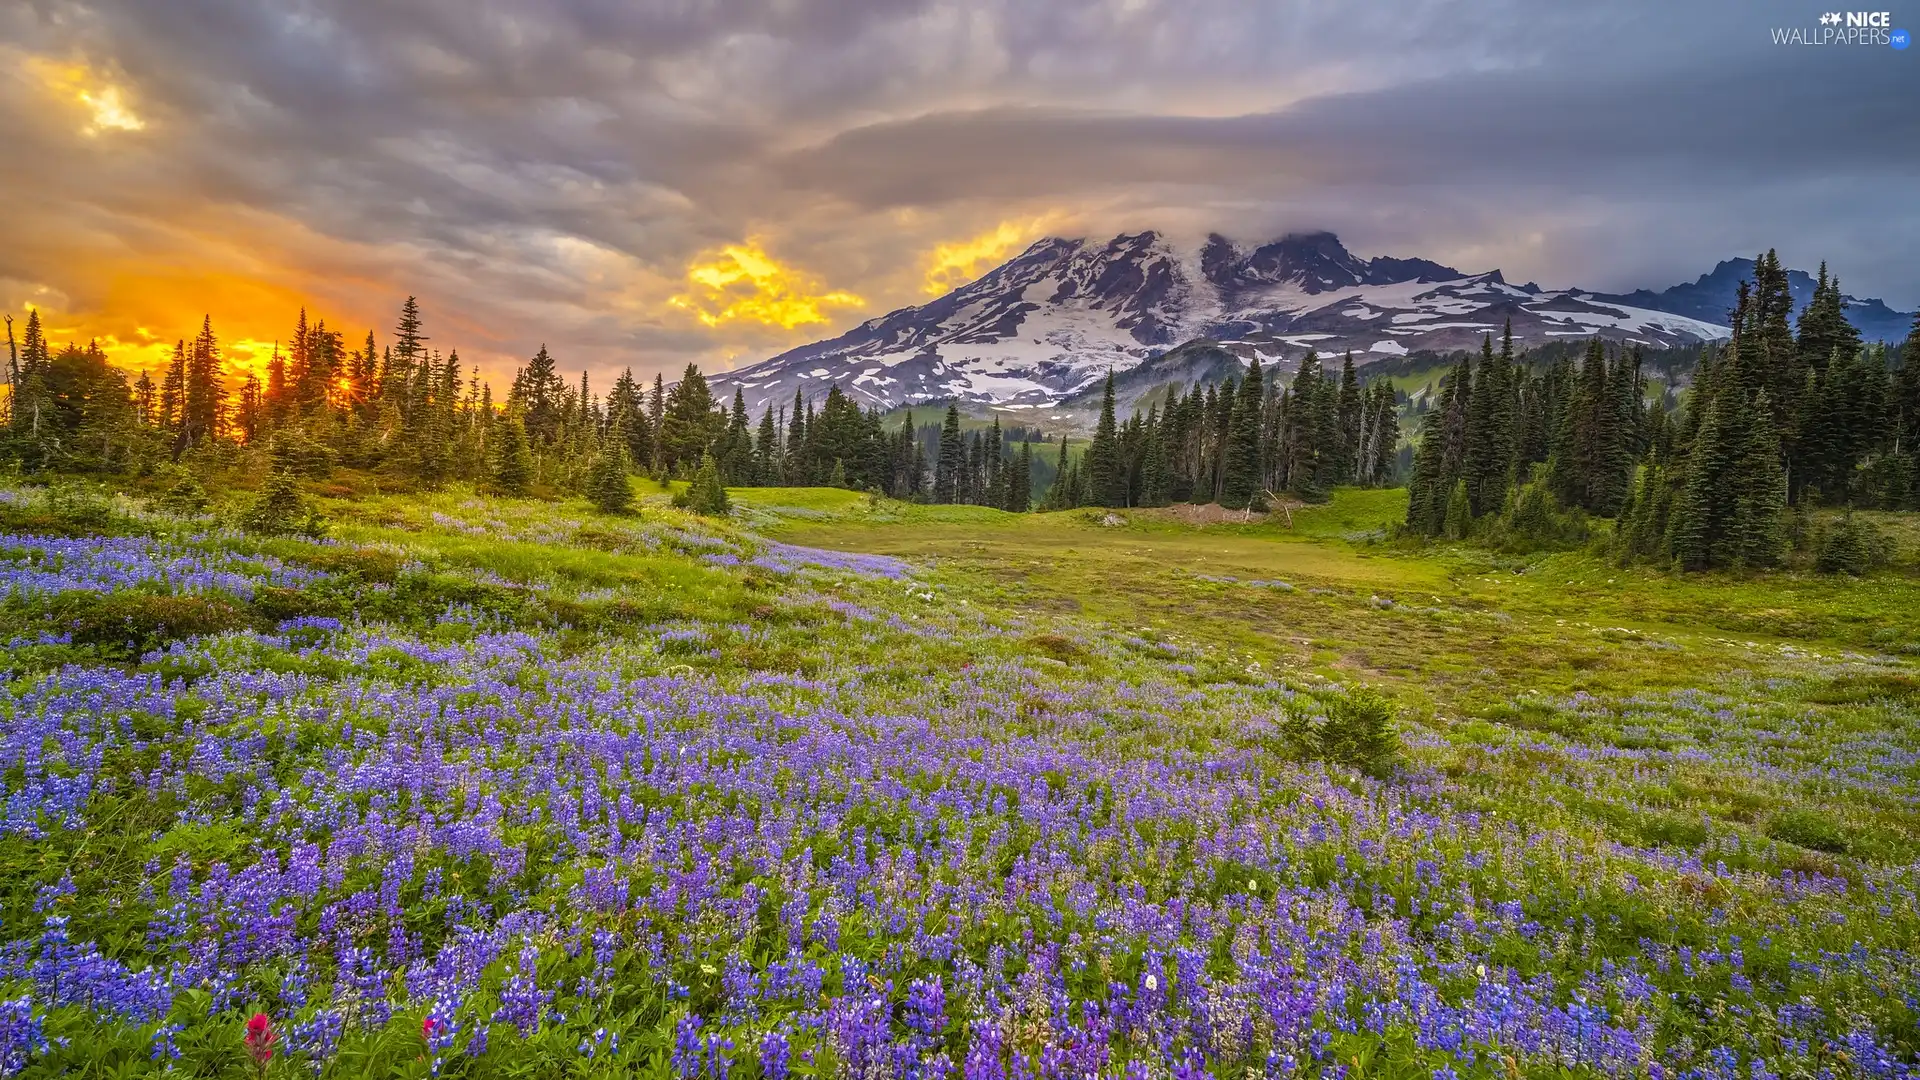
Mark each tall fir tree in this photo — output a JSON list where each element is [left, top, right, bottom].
[[177, 316, 227, 457], [1010, 441, 1034, 511], [720, 389, 753, 484], [490, 411, 534, 496], [1138, 410, 1171, 508], [1284, 353, 1329, 503], [1221, 357, 1265, 508], [1404, 352, 1472, 534], [1334, 352, 1362, 484], [1084, 372, 1123, 507], [935, 404, 964, 504], [1461, 331, 1515, 517], [586, 426, 634, 514], [755, 406, 780, 485], [658, 363, 717, 474]]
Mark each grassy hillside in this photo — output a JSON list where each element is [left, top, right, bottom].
[[0, 480, 1915, 1076]]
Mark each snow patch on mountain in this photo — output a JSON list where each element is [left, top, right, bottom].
[[707, 231, 1893, 416]]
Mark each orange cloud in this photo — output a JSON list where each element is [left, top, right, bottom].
[[670, 241, 864, 330], [922, 215, 1061, 296], [27, 57, 147, 136], [19, 261, 335, 384]]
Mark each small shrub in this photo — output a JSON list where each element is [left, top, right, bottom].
[[1808, 673, 1920, 707], [55, 592, 245, 655], [248, 585, 346, 626], [1480, 699, 1586, 738], [1813, 513, 1888, 576], [674, 453, 731, 517], [289, 546, 404, 584], [1026, 633, 1087, 664], [1483, 481, 1591, 554], [586, 443, 635, 514], [1317, 688, 1400, 779], [1280, 687, 1401, 779], [491, 414, 535, 496], [157, 474, 210, 515], [0, 485, 146, 537], [1767, 808, 1851, 855], [242, 469, 326, 537]]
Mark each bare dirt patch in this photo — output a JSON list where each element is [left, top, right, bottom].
[[1142, 499, 1308, 527]]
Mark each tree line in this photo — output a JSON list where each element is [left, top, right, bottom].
[[1404, 251, 1920, 569], [1041, 351, 1403, 511], [1, 296, 1404, 515]]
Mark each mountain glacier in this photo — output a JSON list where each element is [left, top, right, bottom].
[[708, 231, 1901, 415]]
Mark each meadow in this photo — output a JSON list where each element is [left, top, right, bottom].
[[0, 480, 1916, 1078]]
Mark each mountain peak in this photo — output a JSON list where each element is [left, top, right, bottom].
[[1593, 258, 1913, 342], [706, 232, 1915, 416]]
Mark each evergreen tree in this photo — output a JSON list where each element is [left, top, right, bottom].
[[1364, 385, 1400, 485], [720, 389, 753, 484], [1138, 410, 1171, 508], [1615, 462, 1674, 565], [586, 429, 634, 514], [1461, 326, 1517, 517], [1010, 441, 1033, 511], [648, 374, 666, 472], [235, 373, 265, 444], [1334, 352, 1362, 484], [159, 340, 185, 435], [1404, 353, 1472, 534], [1749, 251, 1801, 481], [659, 363, 718, 474], [681, 451, 731, 516], [985, 416, 1006, 507], [1547, 339, 1633, 514], [353, 330, 379, 418], [490, 412, 535, 496], [132, 370, 155, 427], [1084, 372, 1123, 507], [242, 438, 323, 537], [1041, 435, 1072, 510], [7, 310, 52, 447], [935, 404, 963, 503], [1666, 351, 1788, 571], [266, 342, 290, 424], [1596, 345, 1642, 515], [177, 316, 227, 457], [1442, 479, 1472, 540], [388, 296, 427, 407], [1221, 358, 1265, 508], [607, 369, 647, 466], [755, 406, 780, 485], [1730, 391, 1787, 567], [1285, 353, 1330, 503], [785, 391, 808, 484], [517, 345, 565, 446]]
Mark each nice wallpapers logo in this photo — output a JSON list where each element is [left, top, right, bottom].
[[1771, 10, 1910, 46]]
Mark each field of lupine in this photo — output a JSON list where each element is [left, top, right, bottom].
[[1, 481, 1917, 1078]]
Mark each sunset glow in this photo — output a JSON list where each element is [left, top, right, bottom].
[[29, 57, 146, 135], [922, 217, 1059, 296], [670, 242, 865, 330]]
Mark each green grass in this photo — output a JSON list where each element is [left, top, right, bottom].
[[756, 486, 1920, 714], [3, 476, 1918, 1075]]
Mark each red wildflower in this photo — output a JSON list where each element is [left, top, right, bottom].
[[244, 1012, 277, 1067]]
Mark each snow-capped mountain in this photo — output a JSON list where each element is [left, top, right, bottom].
[[1593, 258, 1914, 346], [707, 231, 1905, 415]]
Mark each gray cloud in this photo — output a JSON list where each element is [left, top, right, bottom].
[[2, 0, 1913, 386]]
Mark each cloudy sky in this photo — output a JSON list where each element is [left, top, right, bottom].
[[2, 0, 1914, 386]]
